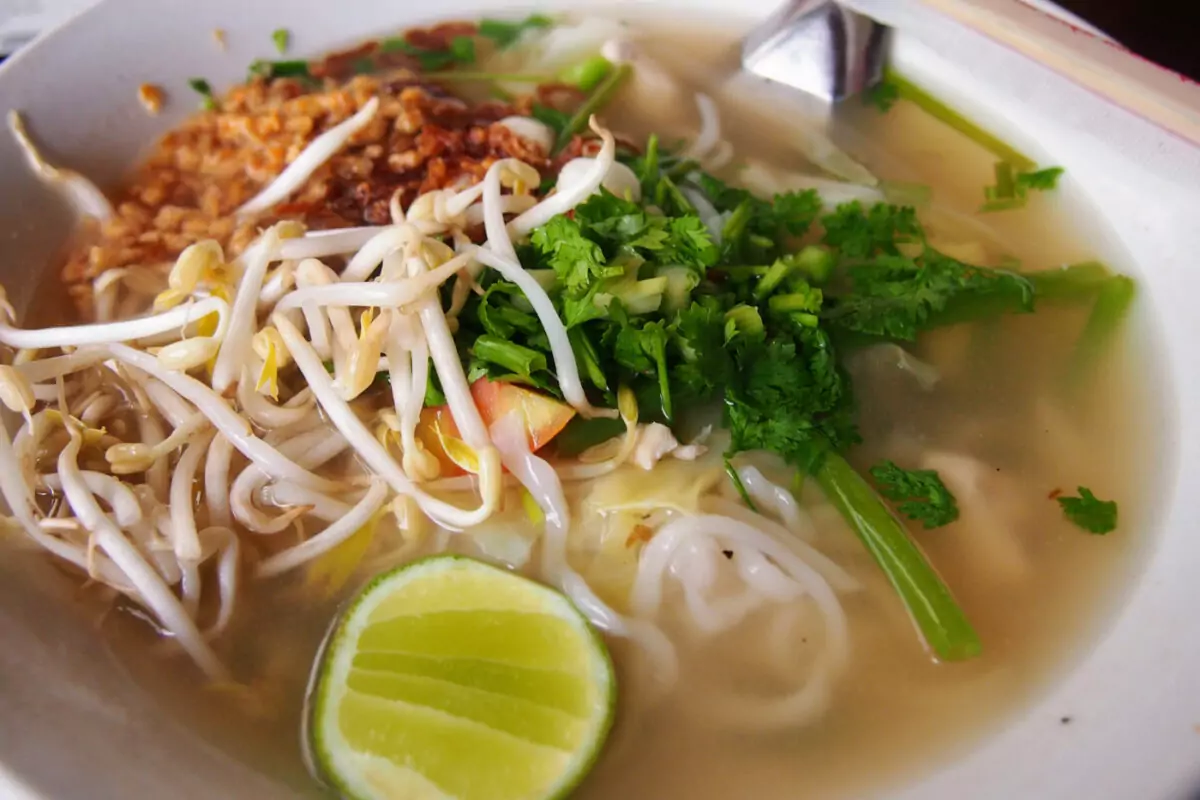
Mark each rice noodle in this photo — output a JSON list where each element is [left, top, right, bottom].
[[237, 97, 380, 216], [490, 412, 678, 686]]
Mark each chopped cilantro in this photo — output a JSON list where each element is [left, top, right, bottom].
[[863, 80, 900, 112], [982, 162, 1066, 212], [1057, 487, 1117, 534], [531, 103, 570, 138], [530, 215, 622, 298], [478, 13, 553, 48], [271, 28, 290, 55], [248, 58, 311, 80], [186, 77, 217, 110], [724, 459, 759, 512], [379, 36, 476, 71], [869, 461, 959, 529]]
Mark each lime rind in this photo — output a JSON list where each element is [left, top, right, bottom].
[[309, 554, 616, 800]]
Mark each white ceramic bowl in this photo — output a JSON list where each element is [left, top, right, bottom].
[[1, 1, 1198, 798]]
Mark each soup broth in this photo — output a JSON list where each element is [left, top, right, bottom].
[[11, 15, 1157, 800]]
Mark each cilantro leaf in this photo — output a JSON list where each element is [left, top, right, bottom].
[[531, 216, 622, 297], [822, 248, 1034, 341], [863, 80, 900, 112], [821, 201, 923, 258], [271, 28, 290, 55], [187, 77, 217, 110], [725, 330, 859, 474], [478, 14, 553, 48], [1016, 166, 1064, 192], [869, 460, 959, 529], [471, 335, 547, 380], [1057, 487, 1117, 534], [614, 320, 672, 420], [379, 36, 476, 70]]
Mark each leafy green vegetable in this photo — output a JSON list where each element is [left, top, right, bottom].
[[863, 81, 900, 112], [1057, 487, 1118, 534], [821, 201, 922, 259], [553, 416, 626, 456], [614, 320, 672, 421], [471, 335, 547, 380], [248, 58, 311, 80], [818, 203, 1035, 341], [879, 69, 1036, 170], [560, 55, 613, 91], [531, 103, 571, 139], [531, 216, 623, 300], [982, 163, 1066, 212], [187, 78, 217, 110], [724, 459, 759, 512], [1067, 275, 1135, 386], [379, 36, 476, 71], [817, 454, 982, 661], [271, 28, 290, 55], [869, 461, 959, 529], [552, 63, 633, 154], [478, 13, 553, 48]]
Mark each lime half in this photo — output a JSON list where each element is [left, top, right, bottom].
[[309, 555, 616, 800]]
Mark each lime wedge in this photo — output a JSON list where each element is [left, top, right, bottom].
[[309, 555, 616, 800]]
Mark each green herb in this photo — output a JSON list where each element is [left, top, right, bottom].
[[186, 77, 217, 110], [531, 103, 571, 139], [869, 460, 959, 529], [271, 28, 290, 55], [724, 459, 759, 512], [817, 453, 982, 660], [471, 335, 548, 380], [530, 215, 622, 298], [1067, 275, 1135, 385], [553, 416, 626, 457], [559, 55, 612, 91], [819, 202, 1034, 341], [880, 69, 1036, 170], [863, 80, 900, 112], [478, 13, 554, 48], [614, 320, 672, 421], [982, 163, 1066, 212], [248, 58, 311, 80], [379, 36, 476, 71], [552, 63, 633, 154], [1057, 487, 1118, 534]]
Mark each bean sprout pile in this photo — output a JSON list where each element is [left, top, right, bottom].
[[0, 106, 853, 726]]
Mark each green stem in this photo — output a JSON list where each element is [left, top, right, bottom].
[[422, 71, 553, 83], [815, 453, 982, 661], [927, 262, 1114, 329], [1067, 275, 1136, 385], [553, 63, 633, 154], [885, 69, 1036, 171]]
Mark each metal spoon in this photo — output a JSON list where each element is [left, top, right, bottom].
[[741, 0, 890, 104]]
